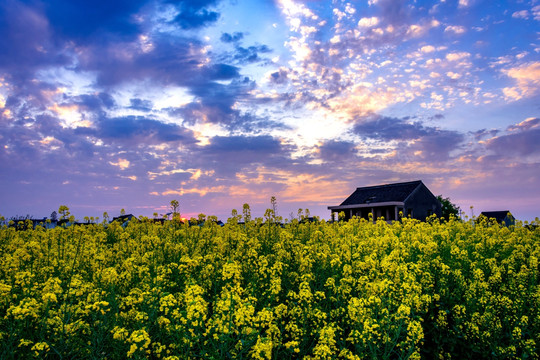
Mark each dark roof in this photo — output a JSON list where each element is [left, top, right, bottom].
[[340, 180, 423, 206], [112, 214, 138, 222], [480, 211, 512, 222]]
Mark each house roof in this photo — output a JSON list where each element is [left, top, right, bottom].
[[113, 214, 135, 220], [339, 180, 424, 206], [480, 211, 512, 222]]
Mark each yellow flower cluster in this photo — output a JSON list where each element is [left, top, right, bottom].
[[0, 213, 539, 359], [127, 329, 151, 357]]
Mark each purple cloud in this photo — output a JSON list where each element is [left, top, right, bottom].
[[170, 0, 220, 29], [74, 93, 117, 112], [76, 116, 196, 145], [43, 0, 147, 40], [353, 114, 465, 160], [230, 45, 272, 64], [353, 115, 428, 140], [220, 32, 244, 43], [269, 68, 289, 85], [316, 140, 357, 163], [129, 98, 153, 111], [0, 1, 60, 72], [486, 126, 540, 156], [195, 135, 296, 176]]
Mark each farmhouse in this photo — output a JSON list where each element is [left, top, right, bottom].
[[479, 211, 515, 226], [112, 214, 138, 227], [328, 180, 442, 221]]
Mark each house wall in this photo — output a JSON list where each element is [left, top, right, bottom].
[[332, 205, 402, 222], [502, 216, 515, 227], [404, 184, 442, 220], [373, 206, 400, 221]]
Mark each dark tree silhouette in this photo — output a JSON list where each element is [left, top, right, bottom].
[[437, 195, 461, 220]]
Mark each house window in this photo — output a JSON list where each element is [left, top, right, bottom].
[[407, 208, 413, 217]]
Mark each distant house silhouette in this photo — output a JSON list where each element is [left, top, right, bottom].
[[5, 217, 58, 230], [112, 214, 138, 227], [479, 211, 515, 226], [328, 180, 442, 221]]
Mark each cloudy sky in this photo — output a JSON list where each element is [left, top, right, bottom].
[[1, 0, 539, 221]]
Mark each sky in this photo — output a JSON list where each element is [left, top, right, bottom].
[[1, 0, 539, 222]]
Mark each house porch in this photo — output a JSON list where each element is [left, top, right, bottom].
[[329, 202, 405, 222]]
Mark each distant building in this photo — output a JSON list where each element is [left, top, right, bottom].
[[479, 211, 515, 226], [328, 180, 442, 221], [151, 218, 167, 224], [112, 214, 138, 227], [6, 217, 57, 230]]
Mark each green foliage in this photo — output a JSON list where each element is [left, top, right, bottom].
[[437, 195, 461, 220], [0, 212, 539, 359]]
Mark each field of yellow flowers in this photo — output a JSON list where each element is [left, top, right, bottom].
[[1, 211, 539, 359]]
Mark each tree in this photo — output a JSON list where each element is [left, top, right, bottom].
[[242, 203, 251, 223], [50, 211, 57, 222], [437, 195, 461, 220], [58, 205, 70, 220], [170, 200, 180, 220], [264, 196, 279, 223], [271, 196, 278, 217]]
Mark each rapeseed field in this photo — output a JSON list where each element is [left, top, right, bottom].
[[0, 211, 539, 359]]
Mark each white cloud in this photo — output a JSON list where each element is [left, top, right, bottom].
[[507, 117, 540, 132], [285, 37, 313, 62], [333, 8, 347, 21], [444, 25, 466, 34], [410, 80, 429, 89], [278, 0, 317, 19], [511, 10, 529, 19], [300, 25, 317, 36], [406, 20, 440, 38], [358, 17, 379, 28], [533, 5, 540, 21], [421, 45, 436, 53], [502, 62, 540, 100], [446, 52, 470, 61], [345, 3, 356, 15], [330, 35, 341, 44], [110, 158, 130, 170]]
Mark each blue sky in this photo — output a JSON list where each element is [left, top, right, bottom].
[[1, 0, 539, 221]]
